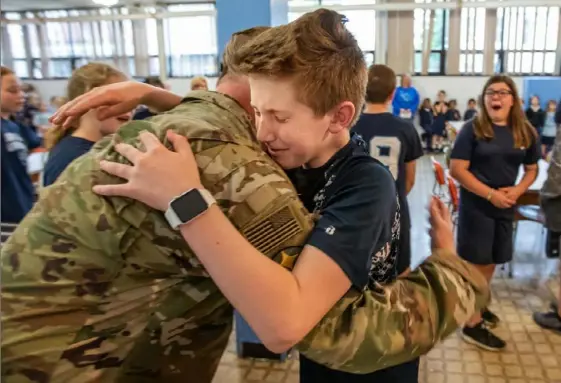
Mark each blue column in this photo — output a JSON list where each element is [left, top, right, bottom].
[[216, 0, 288, 60]]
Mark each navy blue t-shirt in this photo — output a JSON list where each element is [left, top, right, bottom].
[[289, 138, 403, 381], [43, 135, 95, 186], [1, 118, 42, 223], [451, 120, 541, 217]]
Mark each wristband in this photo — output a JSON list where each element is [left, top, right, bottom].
[[486, 190, 494, 201]]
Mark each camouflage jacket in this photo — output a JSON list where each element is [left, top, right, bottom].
[[541, 125, 561, 232], [1, 91, 489, 382]]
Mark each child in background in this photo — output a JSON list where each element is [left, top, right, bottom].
[[446, 99, 462, 121], [1, 66, 42, 223], [419, 98, 434, 151], [526, 95, 545, 135], [432, 97, 448, 152], [42, 63, 130, 186], [464, 98, 478, 121], [542, 100, 558, 157], [435, 90, 447, 106], [450, 75, 540, 351]]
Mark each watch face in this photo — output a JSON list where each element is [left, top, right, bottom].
[[170, 189, 208, 223]]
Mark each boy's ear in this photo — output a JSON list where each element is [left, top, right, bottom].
[[328, 101, 355, 133], [387, 89, 396, 104]]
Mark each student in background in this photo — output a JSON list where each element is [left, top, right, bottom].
[[446, 99, 462, 123], [450, 75, 540, 351], [190, 76, 209, 91], [541, 100, 558, 157], [435, 90, 447, 106], [432, 97, 448, 152], [391, 74, 419, 121], [42, 63, 130, 186], [132, 76, 166, 120], [464, 98, 478, 121], [419, 97, 434, 151], [526, 95, 545, 135], [353, 63, 423, 279], [1, 66, 42, 223]]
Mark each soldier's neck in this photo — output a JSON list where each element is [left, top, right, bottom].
[[216, 78, 253, 118]]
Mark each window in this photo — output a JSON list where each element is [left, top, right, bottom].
[[495, 6, 560, 74], [164, 7, 218, 77], [1, 2, 219, 79], [4, 13, 29, 78], [413, 0, 449, 74], [27, 8, 137, 78], [459, 2, 486, 74]]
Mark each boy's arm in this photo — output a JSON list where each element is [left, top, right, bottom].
[[297, 249, 489, 373], [404, 124, 423, 194], [404, 161, 417, 195]]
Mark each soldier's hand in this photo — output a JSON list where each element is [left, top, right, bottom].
[[50, 81, 152, 129], [429, 196, 455, 252]]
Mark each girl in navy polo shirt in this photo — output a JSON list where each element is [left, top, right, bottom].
[[450, 75, 540, 351], [1, 66, 42, 223], [43, 63, 130, 186]]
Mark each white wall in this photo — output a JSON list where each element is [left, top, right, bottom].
[[28, 76, 523, 116]]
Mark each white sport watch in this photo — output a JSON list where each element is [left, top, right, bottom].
[[164, 188, 216, 230]]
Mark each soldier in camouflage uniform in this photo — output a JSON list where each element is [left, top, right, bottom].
[[2, 28, 489, 383]]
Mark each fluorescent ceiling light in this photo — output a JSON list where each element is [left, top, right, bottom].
[[92, 0, 119, 6]]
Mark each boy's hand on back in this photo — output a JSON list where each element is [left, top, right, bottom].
[[429, 196, 455, 252]]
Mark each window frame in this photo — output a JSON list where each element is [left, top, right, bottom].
[[1, 2, 219, 80], [413, 7, 449, 75], [494, 6, 560, 76]]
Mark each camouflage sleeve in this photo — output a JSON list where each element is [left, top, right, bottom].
[[0, 142, 132, 380], [297, 249, 490, 373]]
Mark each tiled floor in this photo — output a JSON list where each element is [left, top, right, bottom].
[[212, 154, 561, 383]]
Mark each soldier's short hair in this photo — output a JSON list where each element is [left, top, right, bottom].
[[225, 8, 367, 127]]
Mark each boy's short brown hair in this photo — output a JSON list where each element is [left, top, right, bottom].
[[365, 65, 396, 104], [220, 26, 271, 80], [225, 9, 367, 127]]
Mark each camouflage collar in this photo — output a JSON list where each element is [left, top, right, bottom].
[[181, 90, 253, 129]]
